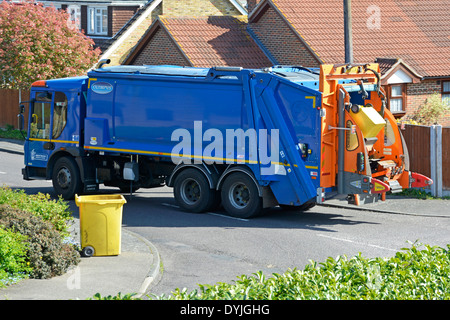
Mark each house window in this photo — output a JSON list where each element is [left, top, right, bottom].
[[87, 7, 108, 35], [443, 81, 450, 106], [389, 84, 405, 113], [67, 5, 81, 31]]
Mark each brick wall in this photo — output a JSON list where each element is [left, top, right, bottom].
[[131, 25, 191, 66], [106, 4, 162, 65], [442, 114, 450, 126], [406, 79, 450, 126], [163, 0, 240, 16], [406, 80, 442, 113], [111, 6, 140, 35], [247, 0, 263, 13], [248, 5, 321, 67]]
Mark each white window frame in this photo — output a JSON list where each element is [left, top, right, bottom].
[[43, 3, 62, 9], [87, 7, 108, 36], [389, 84, 404, 113], [67, 5, 81, 31], [442, 81, 450, 106]]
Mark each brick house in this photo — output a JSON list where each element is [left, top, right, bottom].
[[100, 0, 248, 65], [247, 0, 450, 124], [122, 15, 272, 68], [39, 0, 150, 53], [116, 0, 271, 68], [37, 0, 247, 63]]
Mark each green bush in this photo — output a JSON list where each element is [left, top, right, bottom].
[[400, 93, 450, 125], [162, 243, 450, 300], [0, 226, 32, 287], [88, 292, 141, 300], [0, 125, 25, 140], [0, 205, 80, 279], [0, 186, 73, 236], [392, 188, 450, 200]]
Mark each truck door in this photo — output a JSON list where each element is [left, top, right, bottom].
[[26, 91, 68, 171]]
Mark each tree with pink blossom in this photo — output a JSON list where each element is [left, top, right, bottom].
[[0, 0, 100, 89]]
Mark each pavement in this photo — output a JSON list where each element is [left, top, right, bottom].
[[0, 225, 161, 300], [322, 193, 450, 218], [0, 138, 449, 300]]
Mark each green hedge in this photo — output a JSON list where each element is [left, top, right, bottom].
[[162, 243, 450, 300]]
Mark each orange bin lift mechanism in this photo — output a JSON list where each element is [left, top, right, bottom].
[[318, 64, 380, 189], [317, 63, 423, 196], [362, 78, 413, 191], [343, 108, 390, 194]]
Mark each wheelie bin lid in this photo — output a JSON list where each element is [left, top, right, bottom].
[[75, 194, 127, 206]]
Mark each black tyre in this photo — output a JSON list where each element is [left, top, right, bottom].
[[52, 156, 83, 200], [81, 246, 94, 257], [173, 168, 218, 213], [220, 172, 262, 218]]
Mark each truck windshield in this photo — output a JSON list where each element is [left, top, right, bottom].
[[30, 91, 68, 140], [31, 92, 52, 139], [52, 92, 68, 139]]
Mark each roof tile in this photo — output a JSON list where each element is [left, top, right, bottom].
[[162, 16, 272, 68], [270, 0, 450, 77]]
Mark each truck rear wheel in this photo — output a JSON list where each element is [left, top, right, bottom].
[[173, 168, 218, 213], [220, 172, 262, 219], [52, 156, 83, 200]]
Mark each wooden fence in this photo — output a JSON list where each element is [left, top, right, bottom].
[[400, 124, 450, 195], [400, 125, 430, 179], [0, 89, 30, 129]]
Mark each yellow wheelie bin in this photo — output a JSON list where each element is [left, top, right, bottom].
[[75, 194, 127, 257]]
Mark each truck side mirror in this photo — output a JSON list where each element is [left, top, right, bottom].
[[17, 113, 24, 131], [19, 104, 25, 114]]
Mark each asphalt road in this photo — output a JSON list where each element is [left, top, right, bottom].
[[1, 149, 449, 297]]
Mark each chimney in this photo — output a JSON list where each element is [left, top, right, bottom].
[[247, 0, 261, 15]]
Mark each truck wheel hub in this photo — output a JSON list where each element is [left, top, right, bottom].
[[229, 183, 249, 208], [57, 167, 71, 189], [181, 179, 201, 204]]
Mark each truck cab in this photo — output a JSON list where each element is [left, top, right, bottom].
[[21, 77, 89, 198]]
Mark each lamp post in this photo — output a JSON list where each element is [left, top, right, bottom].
[[344, 0, 353, 64]]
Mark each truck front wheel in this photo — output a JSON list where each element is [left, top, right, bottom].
[[221, 172, 262, 219], [173, 168, 218, 213], [52, 156, 83, 200]]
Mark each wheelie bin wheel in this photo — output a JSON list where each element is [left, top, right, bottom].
[[81, 246, 95, 257]]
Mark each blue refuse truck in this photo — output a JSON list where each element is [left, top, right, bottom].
[[19, 61, 431, 218]]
